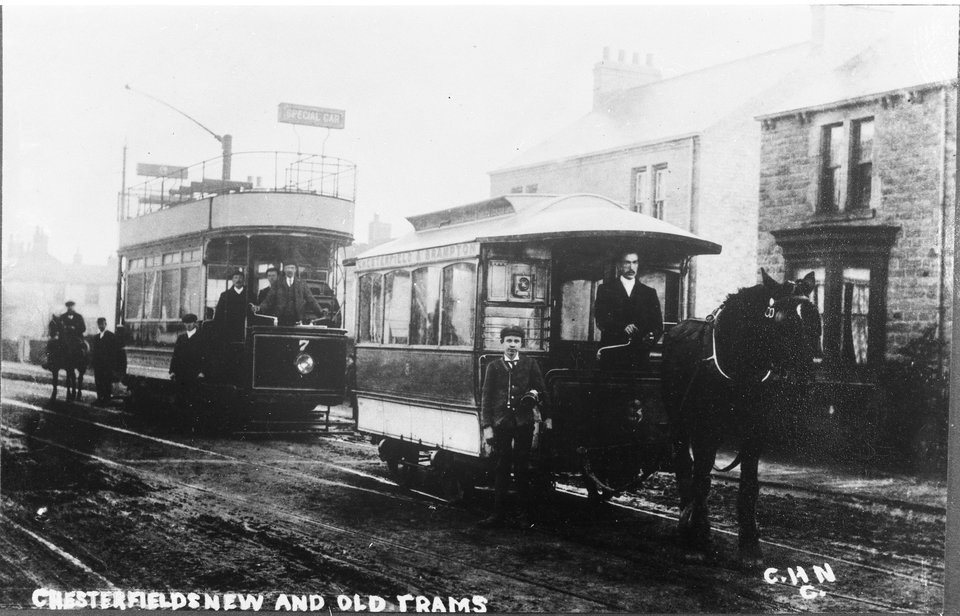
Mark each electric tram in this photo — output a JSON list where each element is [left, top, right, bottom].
[[351, 193, 721, 498], [116, 151, 354, 418]]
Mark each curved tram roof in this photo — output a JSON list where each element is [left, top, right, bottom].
[[357, 194, 721, 265]]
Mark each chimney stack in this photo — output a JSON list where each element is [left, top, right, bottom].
[[593, 48, 663, 110]]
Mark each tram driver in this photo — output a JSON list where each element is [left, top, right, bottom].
[[479, 326, 550, 529], [255, 260, 325, 326], [169, 313, 204, 410], [594, 250, 664, 370]]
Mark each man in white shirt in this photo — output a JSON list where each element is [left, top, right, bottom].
[[594, 251, 664, 369]]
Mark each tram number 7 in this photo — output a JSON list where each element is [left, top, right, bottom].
[[299, 340, 309, 351]]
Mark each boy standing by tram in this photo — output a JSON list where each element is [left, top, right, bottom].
[[479, 326, 549, 528]]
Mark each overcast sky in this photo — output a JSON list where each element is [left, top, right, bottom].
[[3, 5, 839, 265]]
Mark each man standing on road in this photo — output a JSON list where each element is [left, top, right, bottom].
[[90, 317, 121, 404], [169, 314, 204, 409], [594, 251, 663, 370], [479, 326, 549, 529], [256, 260, 324, 326]]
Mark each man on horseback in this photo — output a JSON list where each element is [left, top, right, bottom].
[[594, 251, 663, 370], [57, 300, 87, 343]]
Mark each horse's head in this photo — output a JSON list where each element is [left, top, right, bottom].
[[761, 269, 822, 384]]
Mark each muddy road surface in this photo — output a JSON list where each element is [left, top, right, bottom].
[[0, 379, 945, 613]]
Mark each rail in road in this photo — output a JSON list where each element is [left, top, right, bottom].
[[0, 381, 945, 613]]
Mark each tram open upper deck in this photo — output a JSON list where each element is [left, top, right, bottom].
[[352, 193, 720, 474], [116, 151, 355, 414]]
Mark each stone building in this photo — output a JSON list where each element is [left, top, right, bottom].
[[2, 228, 118, 362], [487, 7, 898, 319], [755, 11, 956, 463], [757, 13, 956, 372]]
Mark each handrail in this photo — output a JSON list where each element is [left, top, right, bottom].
[[118, 150, 356, 220]]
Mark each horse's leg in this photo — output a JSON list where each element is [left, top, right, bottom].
[[673, 428, 694, 529], [687, 435, 717, 550], [67, 370, 77, 401], [50, 369, 59, 400], [737, 439, 763, 566], [76, 369, 85, 402]]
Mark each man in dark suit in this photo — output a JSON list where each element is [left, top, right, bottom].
[[90, 317, 120, 404], [169, 313, 204, 408], [58, 301, 86, 342], [594, 251, 664, 370], [214, 270, 250, 343], [479, 326, 550, 528], [256, 261, 324, 326], [257, 266, 279, 306]]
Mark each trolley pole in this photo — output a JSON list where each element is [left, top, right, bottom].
[[125, 84, 232, 181]]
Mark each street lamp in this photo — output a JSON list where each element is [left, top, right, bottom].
[[125, 84, 232, 181]]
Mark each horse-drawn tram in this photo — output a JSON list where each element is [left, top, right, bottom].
[[352, 193, 722, 498], [116, 151, 354, 420]]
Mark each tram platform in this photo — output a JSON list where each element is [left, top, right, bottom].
[[2, 360, 946, 513]]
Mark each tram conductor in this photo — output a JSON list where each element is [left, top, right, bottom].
[[594, 251, 663, 370], [255, 260, 324, 326], [479, 326, 549, 528], [214, 269, 250, 343]]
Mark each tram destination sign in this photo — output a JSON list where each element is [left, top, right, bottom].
[[136, 163, 188, 179], [278, 103, 346, 129]]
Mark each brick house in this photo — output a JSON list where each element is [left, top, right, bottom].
[[755, 12, 956, 461]]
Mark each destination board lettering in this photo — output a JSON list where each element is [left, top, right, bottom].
[[357, 243, 480, 271], [278, 103, 346, 129]]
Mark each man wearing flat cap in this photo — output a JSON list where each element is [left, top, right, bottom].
[[479, 325, 549, 528], [256, 260, 324, 326], [170, 313, 204, 408], [57, 300, 86, 343]]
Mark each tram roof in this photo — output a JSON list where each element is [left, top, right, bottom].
[[358, 194, 721, 260]]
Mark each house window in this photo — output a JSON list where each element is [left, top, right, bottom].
[[509, 186, 523, 194], [524, 184, 538, 194], [653, 165, 668, 219], [819, 124, 844, 212], [840, 267, 870, 365], [849, 118, 873, 210], [632, 167, 648, 213]]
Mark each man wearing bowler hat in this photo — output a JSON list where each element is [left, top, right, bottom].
[[479, 325, 550, 528], [169, 313, 204, 408], [256, 259, 324, 326], [214, 269, 249, 343]]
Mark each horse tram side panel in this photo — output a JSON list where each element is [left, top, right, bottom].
[[352, 193, 722, 499], [115, 151, 355, 425]]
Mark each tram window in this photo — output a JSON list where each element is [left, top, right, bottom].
[[206, 237, 248, 265], [163, 252, 181, 265], [359, 273, 383, 343], [161, 269, 181, 319], [410, 266, 441, 345], [560, 279, 600, 341], [487, 261, 548, 303], [384, 271, 411, 344], [638, 270, 679, 325], [441, 263, 476, 346], [125, 273, 145, 320], [182, 249, 201, 263], [180, 266, 201, 317], [143, 270, 162, 319]]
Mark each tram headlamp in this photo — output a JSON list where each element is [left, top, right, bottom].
[[295, 353, 315, 375]]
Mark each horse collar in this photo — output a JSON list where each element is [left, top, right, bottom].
[[764, 297, 775, 319], [705, 304, 772, 383]]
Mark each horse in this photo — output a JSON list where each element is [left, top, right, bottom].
[[45, 315, 90, 402], [661, 269, 822, 566]]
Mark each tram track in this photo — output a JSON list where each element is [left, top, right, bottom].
[[0, 398, 631, 611], [1, 392, 942, 612]]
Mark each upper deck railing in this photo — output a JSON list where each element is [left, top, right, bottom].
[[118, 151, 356, 221]]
